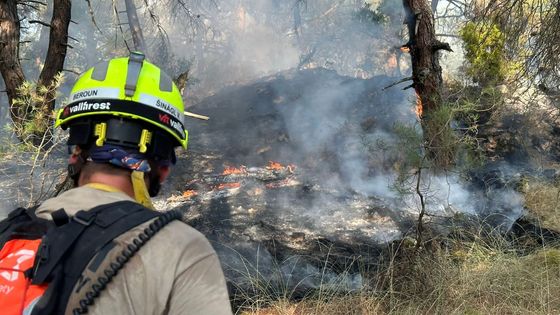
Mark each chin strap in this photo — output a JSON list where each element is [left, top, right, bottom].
[[131, 170, 154, 209]]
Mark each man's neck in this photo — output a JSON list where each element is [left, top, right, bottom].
[[79, 173, 135, 198]]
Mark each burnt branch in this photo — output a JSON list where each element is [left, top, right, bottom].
[[85, 0, 102, 32], [18, 0, 47, 5], [415, 165, 426, 249], [18, 3, 40, 10], [28, 20, 50, 27], [125, 0, 147, 53], [435, 33, 460, 38], [383, 76, 414, 90], [62, 68, 80, 75], [113, 4, 131, 52], [432, 41, 453, 52]]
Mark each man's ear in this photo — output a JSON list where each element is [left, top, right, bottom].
[[157, 165, 171, 183]]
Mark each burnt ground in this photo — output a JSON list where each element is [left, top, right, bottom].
[[153, 68, 526, 300], [154, 68, 420, 299]]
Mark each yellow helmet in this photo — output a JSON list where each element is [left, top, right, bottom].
[[55, 52, 188, 157]]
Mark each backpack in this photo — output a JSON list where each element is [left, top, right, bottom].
[[0, 200, 183, 315]]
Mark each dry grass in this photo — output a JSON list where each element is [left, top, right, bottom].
[[524, 180, 560, 231], [237, 233, 560, 315], [240, 295, 385, 315]]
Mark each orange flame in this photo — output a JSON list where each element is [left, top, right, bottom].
[[415, 93, 423, 118], [267, 161, 297, 173], [216, 182, 241, 190], [222, 166, 246, 175], [400, 46, 411, 53], [267, 161, 284, 170], [182, 190, 198, 199]]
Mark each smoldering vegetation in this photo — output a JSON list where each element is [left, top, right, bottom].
[[1, 0, 529, 262], [154, 67, 530, 302]]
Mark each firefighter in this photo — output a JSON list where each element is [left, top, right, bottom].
[[28, 52, 231, 314]]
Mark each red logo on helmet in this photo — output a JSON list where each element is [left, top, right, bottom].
[[159, 113, 170, 124], [63, 107, 70, 117]]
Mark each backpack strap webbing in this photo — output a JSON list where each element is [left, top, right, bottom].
[[31, 200, 157, 284], [28, 201, 183, 315], [69, 209, 183, 315]]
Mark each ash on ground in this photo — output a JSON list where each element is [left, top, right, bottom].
[[153, 68, 526, 297]]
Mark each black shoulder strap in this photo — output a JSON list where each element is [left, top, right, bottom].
[[32, 200, 157, 284], [69, 208, 183, 315]]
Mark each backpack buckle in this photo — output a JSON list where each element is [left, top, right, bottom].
[[73, 211, 96, 226]]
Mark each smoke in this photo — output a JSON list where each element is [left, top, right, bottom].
[[158, 1, 524, 232], [0, 1, 526, 230], [271, 68, 525, 234], [217, 241, 364, 299]]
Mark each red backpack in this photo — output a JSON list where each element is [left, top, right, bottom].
[[0, 239, 48, 314], [0, 201, 182, 315]]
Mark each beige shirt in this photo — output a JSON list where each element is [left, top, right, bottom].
[[36, 186, 232, 315]]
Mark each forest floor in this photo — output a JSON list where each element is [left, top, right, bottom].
[[235, 199, 560, 314]]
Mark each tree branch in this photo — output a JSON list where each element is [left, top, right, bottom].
[[19, 0, 47, 6], [432, 40, 453, 52], [28, 20, 51, 27], [383, 76, 414, 90], [85, 0, 102, 32]]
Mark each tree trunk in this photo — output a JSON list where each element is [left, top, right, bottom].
[[0, 0, 25, 127], [36, 0, 71, 146], [124, 0, 147, 53], [0, 0, 70, 146], [402, 0, 452, 168], [38, 0, 71, 88]]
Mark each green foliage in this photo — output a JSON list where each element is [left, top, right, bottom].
[[392, 122, 424, 185], [424, 104, 461, 168], [460, 22, 509, 86], [389, 99, 487, 190], [11, 73, 64, 146]]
